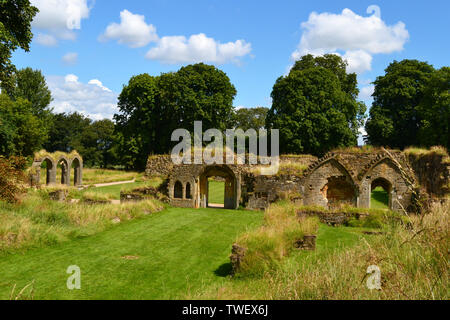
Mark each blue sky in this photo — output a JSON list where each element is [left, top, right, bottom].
[[11, 0, 450, 123]]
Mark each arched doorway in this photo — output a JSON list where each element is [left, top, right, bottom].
[[71, 157, 82, 186], [40, 157, 55, 185], [199, 165, 237, 209], [57, 158, 69, 185], [321, 176, 357, 209], [370, 178, 392, 209]]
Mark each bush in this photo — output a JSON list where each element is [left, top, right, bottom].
[[0, 156, 27, 203]]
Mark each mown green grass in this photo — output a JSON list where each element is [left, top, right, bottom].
[[208, 180, 225, 204], [0, 207, 263, 300]]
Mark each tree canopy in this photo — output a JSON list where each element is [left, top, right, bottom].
[[365, 59, 436, 149], [266, 54, 366, 156], [0, 0, 38, 91], [234, 107, 269, 131], [114, 63, 237, 169]]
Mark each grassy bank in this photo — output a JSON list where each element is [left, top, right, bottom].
[[191, 201, 449, 300], [0, 207, 263, 300]]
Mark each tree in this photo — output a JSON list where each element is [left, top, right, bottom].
[[114, 63, 237, 169], [417, 67, 450, 149], [266, 54, 366, 156], [11, 67, 52, 117], [44, 112, 92, 153], [365, 60, 435, 148], [0, 0, 38, 92], [234, 107, 269, 131], [0, 93, 47, 157]]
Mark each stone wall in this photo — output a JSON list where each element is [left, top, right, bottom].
[[146, 149, 449, 213], [407, 152, 450, 197]]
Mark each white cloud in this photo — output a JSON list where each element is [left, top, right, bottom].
[[47, 74, 118, 120], [146, 33, 252, 64], [62, 52, 78, 65], [35, 33, 58, 47], [100, 10, 158, 48], [292, 6, 409, 74], [88, 79, 112, 92], [359, 85, 375, 101], [31, 0, 91, 43]]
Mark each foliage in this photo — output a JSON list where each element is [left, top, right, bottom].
[[0, 0, 38, 92], [114, 63, 237, 169], [0, 155, 26, 203], [233, 107, 269, 131], [266, 54, 366, 156], [364, 60, 438, 149], [0, 93, 48, 157], [44, 112, 118, 168], [10, 67, 52, 118], [417, 67, 450, 149]]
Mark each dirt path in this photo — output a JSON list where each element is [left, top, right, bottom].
[[93, 179, 136, 188]]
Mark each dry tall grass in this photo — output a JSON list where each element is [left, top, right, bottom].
[[193, 200, 449, 300]]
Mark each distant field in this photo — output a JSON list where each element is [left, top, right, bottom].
[[39, 168, 143, 186], [371, 187, 389, 209], [208, 180, 225, 204]]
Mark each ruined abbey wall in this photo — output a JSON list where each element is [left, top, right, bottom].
[[145, 149, 449, 212]]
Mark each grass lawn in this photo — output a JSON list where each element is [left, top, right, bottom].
[[40, 168, 143, 186], [0, 207, 263, 300], [371, 187, 389, 209], [78, 178, 162, 200], [208, 180, 225, 204]]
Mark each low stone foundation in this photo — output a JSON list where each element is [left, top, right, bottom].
[[294, 235, 317, 250], [230, 243, 247, 276]]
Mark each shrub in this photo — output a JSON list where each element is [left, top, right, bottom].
[[0, 156, 27, 203]]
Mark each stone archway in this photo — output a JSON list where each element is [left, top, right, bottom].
[[370, 177, 392, 209], [198, 165, 238, 209], [303, 158, 358, 209]]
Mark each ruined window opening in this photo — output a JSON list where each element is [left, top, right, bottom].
[[186, 182, 192, 199], [174, 181, 183, 199]]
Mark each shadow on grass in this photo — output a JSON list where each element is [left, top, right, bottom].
[[214, 263, 232, 277], [371, 189, 389, 208]]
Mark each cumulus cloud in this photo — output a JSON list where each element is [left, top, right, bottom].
[[146, 33, 252, 64], [35, 33, 58, 47], [62, 52, 78, 65], [47, 74, 118, 120], [292, 6, 409, 73], [359, 85, 375, 102], [31, 0, 91, 44], [99, 10, 158, 48]]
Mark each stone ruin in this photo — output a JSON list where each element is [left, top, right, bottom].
[[29, 151, 83, 187], [144, 149, 449, 213]]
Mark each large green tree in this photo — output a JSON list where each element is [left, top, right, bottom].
[[417, 67, 450, 149], [11, 67, 52, 117], [114, 63, 237, 169], [365, 60, 436, 148], [266, 54, 366, 156], [0, 0, 38, 91], [0, 93, 47, 157]]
